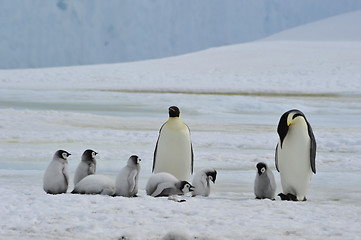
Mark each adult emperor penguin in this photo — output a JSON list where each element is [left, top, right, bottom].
[[73, 149, 97, 186], [191, 167, 217, 197], [146, 172, 194, 197], [275, 109, 316, 201], [71, 174, 115, 196], [254, 162, 276, 200], [115, 155, 141, 197], [43, 150, 71, 194], [153, 106, 193, 181]]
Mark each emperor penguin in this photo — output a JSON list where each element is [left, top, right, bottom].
[[73, 149, 97, 186], [146, 172, 194, 197], [153, 106, 193, 181], [275, 109, 316, 201], [191, 167, 217, 197], [43, 150, 71, 194], [71, 174, 115, 196], [254, 162, 276, 200], [115, 155, 141, 197]]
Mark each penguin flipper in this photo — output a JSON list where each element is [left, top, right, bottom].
[[151, 182, 174, 197], [63, 166, 69, 187], [186, 124, 194, 174], [88, 162, 96, 175], [128, 169, 137, 193], [307, 121, 317, 174], [152, 123, 166, 172], [190, 142, 194, 174], [275, 143, 280, 172]]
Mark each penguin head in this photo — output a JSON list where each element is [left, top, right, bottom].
[[277, 109, 306, 147], [55, 150, 71, 160], [180, 181, 194, 193], [128, 155, 141, 166], [256, 162, 267, 176], [168, 106, 180, 118], [205, 169, 217, 183], [82, 149, 98, 162]]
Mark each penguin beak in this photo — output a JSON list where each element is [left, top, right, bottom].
[[189, 185, 195, 192]]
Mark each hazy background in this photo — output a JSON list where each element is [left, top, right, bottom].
[[1, 0, 361, 69]]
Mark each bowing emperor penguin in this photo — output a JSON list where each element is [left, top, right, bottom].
[[254, 162, 276, 200], [153, 106, 193, 181], [115, 155, 141, 197], [43, 150, 71, 194], [73, 149, 97, 186], [191, 167, 217, 197], [275, 109, 316, 201]]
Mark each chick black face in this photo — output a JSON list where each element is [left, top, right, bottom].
[[56, 150, 71, 160], [82, 149, 97, 161], [129, 155, 141, 165], [256, 162, 267, 176], [206, 169, 217, 183]]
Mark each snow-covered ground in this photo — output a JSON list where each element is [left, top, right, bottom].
[[1, 10, 361, 240]]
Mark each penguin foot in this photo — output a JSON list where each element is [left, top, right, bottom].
[[278, 193, 299, 201]]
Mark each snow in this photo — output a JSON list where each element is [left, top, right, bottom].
[[1, 10, 361, 240], [1, 1, 361, 69]]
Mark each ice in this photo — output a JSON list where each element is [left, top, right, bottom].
[[1, 10, 361, 239]]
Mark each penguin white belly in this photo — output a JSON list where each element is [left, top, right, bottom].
[[154, 119, 192, 181], [278, 124, 312, 200]]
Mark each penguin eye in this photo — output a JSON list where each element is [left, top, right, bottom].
[[185, 184, 190, 189], [91, 152, 97, 158], [62, 152, 68, 159], [261, 167, 266, 173], [209, 176, 213, 181]]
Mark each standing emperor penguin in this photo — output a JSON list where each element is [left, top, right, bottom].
[[254, 162, 276, 200], [275, 109, 316, 201], [153, 106, 193, 181], [43, 150, 71, 194], [73, 149, 97, 186], [115, 155, 141, 197]]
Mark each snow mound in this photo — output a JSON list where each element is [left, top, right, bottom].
[[262, 10, 361, 41]]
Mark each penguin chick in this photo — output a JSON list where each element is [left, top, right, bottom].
[[71, 175, 115, 196], [115, 155, 141, 197], [153, 106, 194, 181], [146, 172, 194, 197], [275, 109, 316, 201], [191, 167, 217, 197], [73, 149, 97, 186], [43, 150, 71, 194], [254, 162, 276, 200]]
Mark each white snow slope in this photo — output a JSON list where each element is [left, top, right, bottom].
[[0, 10, 361, 240], [1, 0, 361, 69]]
